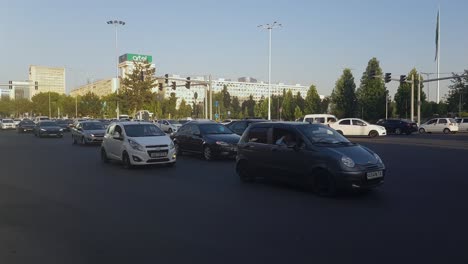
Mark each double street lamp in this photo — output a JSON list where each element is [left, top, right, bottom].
[[107, 20, 126, 118]]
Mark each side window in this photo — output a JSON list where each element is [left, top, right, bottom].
[[232, 121, 247, 132], [178, 125, 188, 134], [438, 119, 447, 124], [328, 118, 337, 123], [304, 118, 313, 123], [190, 125, 200, 135], [353, 119, 365, 126], [339, 120, 351, 125], [463, 119, 468, 124], [427, 119, 437, 125], [107, 124, 115, 135], [315, 117, 325, 124], [273, 128, 297, 147], [114, 125, 123, 135], [163, 121, 169, 125], [455, 119, 462, 123], [247, 127, 268, 144]]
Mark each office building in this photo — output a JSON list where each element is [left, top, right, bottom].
[[118, 53, 155, 79], [29, 65, 66, 96], [70, 78, 119, 97]]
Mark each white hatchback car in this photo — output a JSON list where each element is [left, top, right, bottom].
[[330, 118, 387, 137], [101, 122, 176, 168], [419, 118, 459, 134], [1, 119, 16, 130], [455, 118, 468, 132]]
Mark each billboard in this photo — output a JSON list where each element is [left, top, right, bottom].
[[119, 53, 153, 63]]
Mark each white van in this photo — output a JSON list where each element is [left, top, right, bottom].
[[34, 116, 50, 123], [303, 114, 338, 125]]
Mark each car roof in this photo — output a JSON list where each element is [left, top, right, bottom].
[[185, 120, 216, 125], [249, 121, 325, 128], [111, 121, 153, 125]]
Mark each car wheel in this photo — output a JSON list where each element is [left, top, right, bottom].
[[237, 160, 254, 182], [122, 152, 133, 169], [395, 128, 402, 135], [443, 128, 450, 134], [368, 130, 378, 138], [313, 170, 337, 197], [81, 136, 86, 145], [336, 130, 343, 135], [203, 146, 213, 161], [174, 142, 183, 156], [419, 128, 425, 134], [101, 148, 109, 164]]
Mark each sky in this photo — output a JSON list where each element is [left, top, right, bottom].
[[1, 0, 467, 101]]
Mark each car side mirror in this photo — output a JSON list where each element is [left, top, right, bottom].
[[113, 132, 123, 140]]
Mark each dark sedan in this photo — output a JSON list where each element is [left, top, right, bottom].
[[225, 119, 267, 136], [17, 120, 36, 133], [33, 121, 64, 138], [56, 119, 72, 132], [376, 119, 418, 135], [173, 121, 241, 160]]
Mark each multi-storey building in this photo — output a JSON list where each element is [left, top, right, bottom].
[[29, 65, 66, 96], [70, 78, 119, 97]]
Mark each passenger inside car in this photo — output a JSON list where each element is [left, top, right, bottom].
[[274, 129, 296, 147]]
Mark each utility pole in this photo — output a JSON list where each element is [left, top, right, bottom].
[[209, 75, 213, 120], [107, 20, 126, 119], [385, 89, 388, 119], [418, 74, 421, 125], [411, 74, 415, 122], [48, 89, 51, 118], [75, 96, 78, 118]]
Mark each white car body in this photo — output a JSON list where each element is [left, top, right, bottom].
[[419, 118, 459, 134], [455, 118, 468, 132], [34, 116, 50, 123], [156, 119, 182, 133], [13, 119, 21, 126], [1, 119, 16, 130], [303, 114, 338, 125], [101, 122, 176, 167], [330, 118, 387, 137]]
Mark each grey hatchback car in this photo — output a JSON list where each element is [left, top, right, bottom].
[[236, 122, 386, 196]]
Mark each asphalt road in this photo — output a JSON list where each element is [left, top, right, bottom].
[[1, 130, 468, 264]]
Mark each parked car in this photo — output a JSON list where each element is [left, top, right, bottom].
[[101, 121, 176, 168], [330, 118, 387, 137], [221, 119, 237, 126], [33, 121, 64, 138], [173, 121, 241, 160], [302, 114, 338, 125], [34, 116, 50, 123], [17, 120, 36, 133], [13, 119, 21, 127], [156, 119, 182, 133], [419, 118, 459, 134], [225, 119, 266, 136], [236, 122, 385, 196], [55, 119, 72, 132], [1, 119, 16, 130], [455, 118, 468, 132], [376, 119, 418, 135], [71, 121, 107, 145]]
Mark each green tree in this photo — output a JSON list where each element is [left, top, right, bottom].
[[356, 58, 386, 122], [295, 92, 305, 112], [11, 98, 32, 117], [177, 99, 192, 118], [254, 97, 268, 118], [394, 68, 426, 119], [241, 95, 256, 117], [221, 85, 231, 111], [331, 69, 357, 118], [162, 92, 177, 118], [0, 98, 13, 117], [321, 96, 331, 113], [80, 92, 101, 117], [282, 90, 294, 121], [304, 85, 321, 115], [446, 70, 468, 114], [294, 105, 303, 120], [231, 96, 241, 118]]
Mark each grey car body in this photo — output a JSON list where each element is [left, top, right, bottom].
[[33, 121, 64, 138], [236, 122, 385, 196], [156, 119, 182, 133], [71, 121, 106, 145]]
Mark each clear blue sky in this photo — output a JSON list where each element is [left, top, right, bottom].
[[1, 0, 467, 101]]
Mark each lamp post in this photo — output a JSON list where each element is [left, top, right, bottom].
[[258, 21, 282, 120], [107, 20, 125, 119]]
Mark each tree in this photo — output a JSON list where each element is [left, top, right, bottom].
[[221, 85, 231, 111], [282, 90, 295, 121], [295, 92, 305, 113], [304, 85, 321, 115], [178, 99, 192, 118], [231, 96, 241, 118], [120, 60, 157, 116], [446, 70, 468, 114], [241, 95, 255, 118], [0, 98, 13, 117], [162, 92, 177, 118], [11, 98, 32, 117], [254, 97, 268, 118], [331, 69, 357, 118], [321, 96, 331, 113], [394, 68, 427, 119], [294, 105, 303, 120], [356, 58, 386, 122], [80, 92, 101, 117]]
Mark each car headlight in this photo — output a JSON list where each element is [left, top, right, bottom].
[[341, 156, 355, 168], [169, 141, 175, 150], [40, 128, 46, 131], [374, 153, 383, 164], [90, 134, 95, 137], [128, 139, 144, 151], [59, 129, 64, 132], [216, 141, 230, 146]]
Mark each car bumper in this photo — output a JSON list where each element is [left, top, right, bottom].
[[2, 126, 16, 129], [211, 144, 238, 157], [39, 131, 63, 137], [85, 136, 104, 144], [19, 127, 35, 132], [128, 148, 177, 166], [335, 168, 385, 190]]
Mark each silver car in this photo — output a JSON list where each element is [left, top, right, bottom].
[[71, 121, 107, 145], [156, 119, 182, 133]]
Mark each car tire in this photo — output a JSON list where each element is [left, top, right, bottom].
[[203, 146, 213, 161], [237, 160, 254, 182], [174, 142, 183, 156], [101, 148, 109, 164], [443, 128, 450, 134], [419, 128, 426, 134], [122, 152, 133, 169], [368, 130, 378, 138], [336, 130, 343, 135], [313, 170, 337, 197], [395, 128, 402, 135]]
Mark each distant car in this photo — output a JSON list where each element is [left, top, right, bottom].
[[1, 119, 16, 130], [236, 122, 385, 196], [17, 120, 36, 133], [302, 114, 338, 125], [225, 119, 266, 136], [71, 121, 107, 145], [13, 119, 21, 126], [55, 119, 72, 132], [419, 118, 459, 134], [221, 119, 237, 125], [101, 121, 176, 168], [173, 121, 241, 160], [330, 118, 387, 137], [33, 121, 64, 138], [98, 119, 111, 128], [455, 118, 468, 132], [157, 119, 182, 133], [376, 119, 418, 135], [34, 116, 50, 123]]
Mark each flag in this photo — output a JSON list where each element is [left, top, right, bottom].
[[434, 10, 439, 61]]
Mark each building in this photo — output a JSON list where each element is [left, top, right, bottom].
[[238, 77, 258, 83], [29, 65, 66, 96], [118, 53, 155, 79], [0, 81, 34, 100], [70, 78, 119, 97]]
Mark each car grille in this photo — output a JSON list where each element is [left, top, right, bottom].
[[147, 158, 170, 163], [146, 145, 168, 148], [93, 134, 104, 137], [363, 164, 381, 171]]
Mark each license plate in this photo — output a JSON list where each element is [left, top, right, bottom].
[[150, 152, 167, 158], [367, 171, 383, 180]]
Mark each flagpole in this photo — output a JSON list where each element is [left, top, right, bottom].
[[437, 7, 440, 104]]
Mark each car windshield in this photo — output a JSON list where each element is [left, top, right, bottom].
[[298, 124, 350, 144], [3, 120, 13, 123], [199, 124, 233, 134], [124, 124, 165, 137], [82, 122, 105, 130], [40, 121, 58, 127], [168, 120, 180, 125], [56, 120, 68, 124], [21, 121, 34, 125]]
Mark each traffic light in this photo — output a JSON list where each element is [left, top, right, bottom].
[[384, 73, 391, 83], [368, 69, 376, 79], [164, 74, 169, 84], [158, 83, 163, 91], [400, 75, 407, 84], [171, 81, 176, 90], [185, 77, 191, 89], [35, 81, 38, 90], [8, 80, 12, 89]]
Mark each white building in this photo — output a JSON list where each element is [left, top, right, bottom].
[[0, 81, 35, 100], [118, 53, 155, 79], [29, 65, 66, 96]]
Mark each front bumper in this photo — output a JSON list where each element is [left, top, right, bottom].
[[85, 135, 104, 143], [335, 167, 385, 190], [211, 144, 238, 157], [19, 127, 35, 132], [128, 148, 177, 166], [39, 131, 63, 137], [1, 125, 16, 130]]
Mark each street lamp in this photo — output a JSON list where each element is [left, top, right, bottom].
[[258, 21, 282, 120], [107, 20, 125, 119]]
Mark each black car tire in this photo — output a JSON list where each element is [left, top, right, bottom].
[[203, 146, 213, 161], [443, 128, 450, 134], [122, 152, 133, 169], [368, 130, 378, 138], [419, 128, 426, 134], [313, 170, 337, 197], [237, 160, 254, 182], [101, 148, 109, 164], [395, 128, 402, 135]]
